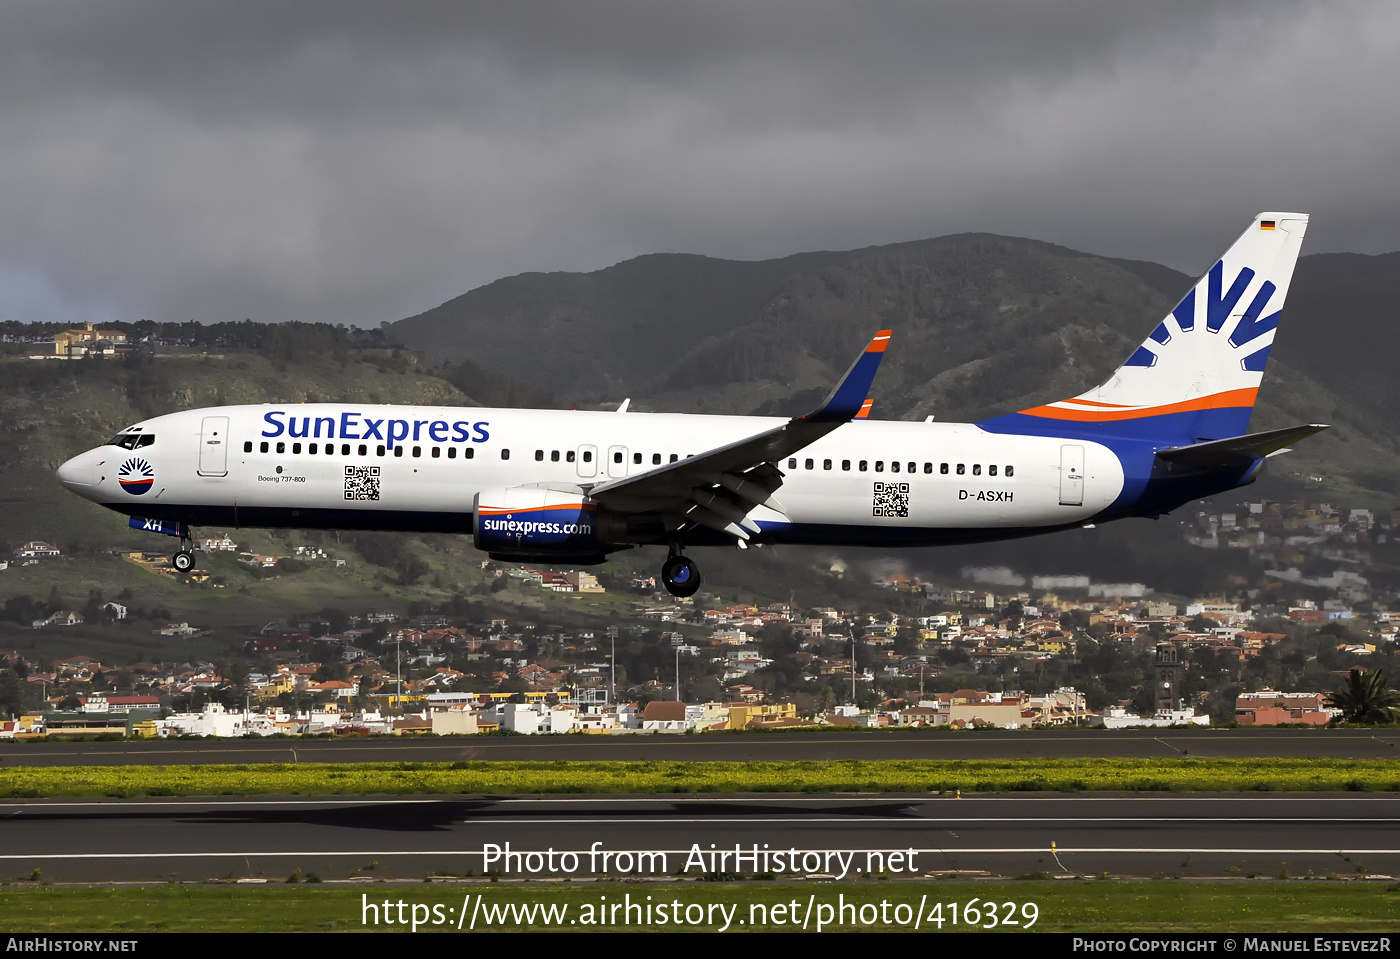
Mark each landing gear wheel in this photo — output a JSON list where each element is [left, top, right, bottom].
[[661, 554, 701, 598], [172, 550, 195, 573]]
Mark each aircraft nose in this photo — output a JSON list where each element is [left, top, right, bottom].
[[57, 449, 96, 489]]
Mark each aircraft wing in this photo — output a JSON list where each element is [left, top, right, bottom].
[[586, 330, 891, 539], [1155, 423, 1330, 470]]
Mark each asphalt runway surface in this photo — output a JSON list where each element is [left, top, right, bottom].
[[1, 794, 1397, 883], [3, 727, 1399, 766]]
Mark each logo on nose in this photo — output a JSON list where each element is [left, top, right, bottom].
[[118, 457, 155, 495]]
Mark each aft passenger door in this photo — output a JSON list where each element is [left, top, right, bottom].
[[1059, 444, 1084, 506], [198, 416, 229, 477]]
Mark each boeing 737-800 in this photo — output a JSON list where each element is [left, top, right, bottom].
[[57, 213, 1325, 597]]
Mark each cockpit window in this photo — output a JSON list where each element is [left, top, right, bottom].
[[107, 432, 155, 450]]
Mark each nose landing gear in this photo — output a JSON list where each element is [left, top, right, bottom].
[[127, 516, 198, 573], [660, 551, 701, 598]]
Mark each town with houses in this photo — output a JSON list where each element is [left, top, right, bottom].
[[2, 492, 1394, 741]]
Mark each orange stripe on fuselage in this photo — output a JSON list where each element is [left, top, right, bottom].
[[478, 503, 597, 516], [1020, 388, 1259, 422], [866, 330, 893, 353]]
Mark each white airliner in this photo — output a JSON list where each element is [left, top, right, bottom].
[[58, 213, 1325, 597]]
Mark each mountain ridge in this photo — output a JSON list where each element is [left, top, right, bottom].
[[388, 232, 1400, 505]]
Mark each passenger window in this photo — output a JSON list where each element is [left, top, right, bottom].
[[412, 446, 421, 458], [614, 451, 623, 464], [972, 464, 981, 475], [552, 451, 560, 462], [502, 449, 511, 460], [859, 460, 868, 472], [341, 444, 350, 456], [394, 447, 404, 458], [1006, 465, 1014, 477], [275, 441, 285, 454], [956, 464, 965, 475], [989, 464, 997, 476], [243, 441, 253, 453], [842, 460, 851, 471], [891, 461, 900, 473], [805, 458, 814, 470], [788, 458, 797, 469], [448, 447, 457, 459], [669, 454, 678, 463], [567, 450, 576, 463], [940, 463, 948, 474], [583, 451, 592, 463], [633, 452, 642, 465], [924, 463, 932, 474], [291, 442, 300, 454], [431, 447, 440, 458], [535, 450, 544, 461], [465, 447, 474, 459], [823, 459, 832, 471], [309, 443, 318, 455], [377, 445, 385, 457], [908, 462, 916, 473], [652, 453, 661, 465], [875, 461, 884, 472], [358, 444, 368, 456]]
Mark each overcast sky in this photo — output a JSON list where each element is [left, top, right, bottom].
[[2, 1, 1397, 327]]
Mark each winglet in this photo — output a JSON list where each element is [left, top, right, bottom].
[[804, 330, 892, 423], [854, 399, 874, 419]]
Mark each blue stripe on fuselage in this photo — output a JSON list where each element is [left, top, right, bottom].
[[977, 407, 1262, 520]]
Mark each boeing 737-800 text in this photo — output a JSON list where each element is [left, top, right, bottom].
[[57, 213, 1325, 597]]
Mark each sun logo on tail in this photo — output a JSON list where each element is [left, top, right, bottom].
[[118, 457, 155, 495], [1123, 260, 1279, 372]]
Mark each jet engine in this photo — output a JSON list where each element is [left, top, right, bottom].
[[473, 487, 616, 564]]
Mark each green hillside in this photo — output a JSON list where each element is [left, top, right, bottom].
[[3, 236, 1397, 642]]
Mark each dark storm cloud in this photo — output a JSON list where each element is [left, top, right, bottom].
[[0, 1, 1395, 326]]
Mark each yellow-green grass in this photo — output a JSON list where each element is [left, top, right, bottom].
[[0, 759, 1398, 798], [0, 881, 1396, 933]]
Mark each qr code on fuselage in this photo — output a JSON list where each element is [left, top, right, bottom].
[[344, 465, 381, 501], [872, 481, 909, 517]]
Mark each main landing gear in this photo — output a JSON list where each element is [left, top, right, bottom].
[[661, 549, 701, 598]]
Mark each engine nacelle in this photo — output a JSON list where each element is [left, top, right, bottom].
[[473, 487, 608, 562]]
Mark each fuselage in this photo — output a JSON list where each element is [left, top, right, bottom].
[[53, 400, 1242, 553]]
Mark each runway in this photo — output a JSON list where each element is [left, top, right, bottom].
[[3, 727, 1398, 766], [2, 794, 1396, 882]]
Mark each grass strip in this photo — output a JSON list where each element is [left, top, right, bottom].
[[1, 881, 1397, 933], [0, 758, 1398, 797]]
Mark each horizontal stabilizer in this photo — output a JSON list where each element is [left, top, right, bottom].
[[1155, 423, 1329, 469]]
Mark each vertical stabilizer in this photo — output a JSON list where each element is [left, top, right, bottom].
[[981, 213, 1308, 442]]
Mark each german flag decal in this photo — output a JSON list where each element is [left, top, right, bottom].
[[1260, 220, 1276, 230]]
